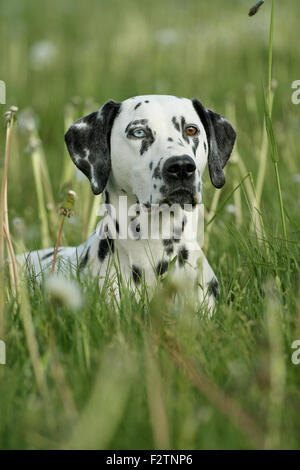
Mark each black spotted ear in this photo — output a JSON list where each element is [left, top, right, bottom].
[[65, 100, 121, 194], [192, 98, 236, 188]]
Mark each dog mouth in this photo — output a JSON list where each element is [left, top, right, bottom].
[[138, 188, 199, 213], [160, 188, 198, 207]]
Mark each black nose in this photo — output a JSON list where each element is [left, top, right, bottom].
[[163, 155, 196, 182]]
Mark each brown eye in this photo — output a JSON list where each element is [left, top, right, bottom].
[[185, 126, 198, 136]]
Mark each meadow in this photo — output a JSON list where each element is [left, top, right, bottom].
[[0, 0, 300, 449]]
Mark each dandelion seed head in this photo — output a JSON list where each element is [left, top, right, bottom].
[[45, 275, 83, 310], [17, 108, 37, 133]]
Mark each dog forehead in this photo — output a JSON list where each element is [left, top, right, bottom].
[[117, 95, 200, 127]]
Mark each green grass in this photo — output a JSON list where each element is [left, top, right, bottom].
[[1, 0, 300, 449]]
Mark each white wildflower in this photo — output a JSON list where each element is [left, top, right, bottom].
[[29, 40, 57, 70], [13, 217, 26, 238], [155, 29, 179, 46], [45, 275, 83, 310], [225, 204, 237, 214], [293, 174, 300, 183]]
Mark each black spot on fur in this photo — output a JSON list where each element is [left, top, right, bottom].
[[134, 102, 142, 110], [149, 162, 153, 170], [209, 277, 219, 298], [192, 136, 199, 155], [168, 137, 173, 142], [79, 247, 90, 269], [98, 237, 114, 262], [178, 246, 189, 266], [181, 116, 189, 144], [153, 163, 161, 179], [130, 218, 141, 240], [115, 219, 119, 233], [163, 239, 174, 255], [132, 265, 143, 285], [41, 250, 54, 260], [144, 100, 149, 103], [104, 190, 110, 204], [156, 260, 169, 277], [172, 116, 180, 132], [140, 126, 155, 156], [204, 141, 207, 153]]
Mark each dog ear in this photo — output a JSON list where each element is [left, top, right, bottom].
[[192, 98, 236, 188], [65, 100, 121, 195]]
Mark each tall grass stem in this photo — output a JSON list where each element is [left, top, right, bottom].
[[265, 0, 288, 247], [0, 108, 17, 335]]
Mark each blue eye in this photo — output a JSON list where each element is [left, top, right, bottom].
[[132, 128, 146, 138]]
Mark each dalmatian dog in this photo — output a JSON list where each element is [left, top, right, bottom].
[[21, 95, 236, 314]]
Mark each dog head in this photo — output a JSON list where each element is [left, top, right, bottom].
[[65, 95, 236, 208]]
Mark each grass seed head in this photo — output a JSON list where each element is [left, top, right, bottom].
[[60, 190, 77, 217], [249, 1, 264, 17]]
